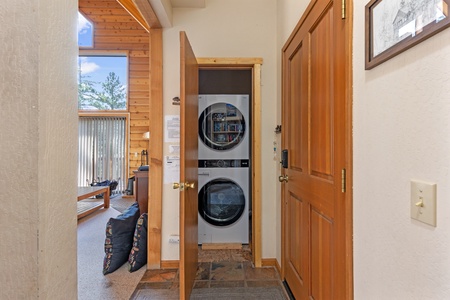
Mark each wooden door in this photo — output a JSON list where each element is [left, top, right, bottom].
[[281, 0, 351, 299], [179, 31, 199, 300]]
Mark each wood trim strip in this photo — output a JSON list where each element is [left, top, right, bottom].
[[252, 63, 262, 268], [147, 28, 163, 269], [201, 243, 242, 250], [345, 0, 354, 298], [78, 112, 130, 117], [161, 260, 179, 269], [197, 57, 263, 66], [133, 0, 162, 29], [79, 49, 129, 56], [261, 258, 281, 275], [116, 0, 151, 31]]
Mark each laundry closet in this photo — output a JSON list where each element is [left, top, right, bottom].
[[196, 69, 253, 249]]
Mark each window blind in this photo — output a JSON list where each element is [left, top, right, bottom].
[[78, 116, 126, 192]]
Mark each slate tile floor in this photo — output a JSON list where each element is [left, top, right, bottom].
[[130, 247, 287, 299]]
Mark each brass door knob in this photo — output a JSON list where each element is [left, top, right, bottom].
[[185, 182, 195, 189], [278, 175, 289, 183], [173, 182, 182, 189], [173, 182, 195, 190]]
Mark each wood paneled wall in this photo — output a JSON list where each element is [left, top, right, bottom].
[[79, 0, 150, 178]]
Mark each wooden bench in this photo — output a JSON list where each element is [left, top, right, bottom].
[[77, 186, 110, 219]]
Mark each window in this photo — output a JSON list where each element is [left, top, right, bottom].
[[77, 13, 129, 193], [77, 12, 93, 48], [78, 116, 127, 191], [78, 55, 128, 110]]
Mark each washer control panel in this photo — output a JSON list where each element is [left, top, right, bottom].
[[198, 159, 249, 168]]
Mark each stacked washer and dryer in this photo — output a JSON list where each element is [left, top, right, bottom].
[[197, 94, 250, 244]]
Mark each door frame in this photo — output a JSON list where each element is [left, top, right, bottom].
[[197, 57, 263, 267], [148, 56, 264, 269], [148, 28, 163, 269], [280, 0, 353, 298]]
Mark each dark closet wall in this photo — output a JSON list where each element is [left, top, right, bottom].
[[199, 69, 252, 96]]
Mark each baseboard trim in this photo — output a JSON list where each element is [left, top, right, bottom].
[[161, 258, 281, 273], [261, 258, 281, 274], [202, 243, 242, 250], [160, 260, 179, 269]]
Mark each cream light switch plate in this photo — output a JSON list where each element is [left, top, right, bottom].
[[410, 180, 437, 227]]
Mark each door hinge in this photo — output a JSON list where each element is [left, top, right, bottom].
[[341, 0, 346, 19], [341, 168, 346, 193]]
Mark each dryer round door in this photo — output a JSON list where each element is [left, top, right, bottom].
[[198, 178, 245, 226], [198, 102, 246, 151]]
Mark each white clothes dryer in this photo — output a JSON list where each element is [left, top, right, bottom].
[[198, 95, 250, 160], [197, 159, 249, 244]]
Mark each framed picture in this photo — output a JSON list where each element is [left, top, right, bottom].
[[365, 0, 450, 70]]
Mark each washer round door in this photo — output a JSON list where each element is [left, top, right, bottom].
[[198, 178, 245, 226], [198, 102, 246, 151]]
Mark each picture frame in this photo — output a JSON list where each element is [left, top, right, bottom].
[[365, 0, 450, 70]]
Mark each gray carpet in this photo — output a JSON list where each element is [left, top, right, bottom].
[[132, 286, 287, 300], [78, 207, 146, 300], [110, 195, 136, 213]]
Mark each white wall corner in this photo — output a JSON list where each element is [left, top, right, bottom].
[[149, 0, 173, 27]]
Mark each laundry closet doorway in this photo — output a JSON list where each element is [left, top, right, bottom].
[[197, 58, 263, 267]]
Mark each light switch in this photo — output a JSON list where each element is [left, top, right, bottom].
[[410, 180, 437, 227]]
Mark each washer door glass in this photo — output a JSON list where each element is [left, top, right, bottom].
[[199, 102, 245, 151], [198, 178, 245, 226]]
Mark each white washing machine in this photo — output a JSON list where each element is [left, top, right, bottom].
[[198, 159, 249, 244], [198, 95, 250, 160]]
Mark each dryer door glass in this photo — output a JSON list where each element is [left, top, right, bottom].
[[198, 179, 245, 226], [199, 102, 245, 151]]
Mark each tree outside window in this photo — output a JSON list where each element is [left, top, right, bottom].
[[78, 56, 128, 111]]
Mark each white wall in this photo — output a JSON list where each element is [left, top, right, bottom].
[[277, 0, 309, 45], [0, 0, 78, 298], [160, 0, 278, 260], [353, 1, 450, 299]]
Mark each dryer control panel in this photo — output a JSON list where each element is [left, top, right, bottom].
[[198, 159, 249, 168]]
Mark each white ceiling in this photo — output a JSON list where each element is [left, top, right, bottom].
[[170, 0, 205, 8]]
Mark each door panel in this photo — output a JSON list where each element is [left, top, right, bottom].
[[310, 6, 333, 180], [284, 191, 307, 298], [311, 209, 333, 300], [288, 44, 304, 172], [179, 31, 199, 300], [282, 0, 349, 299]]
